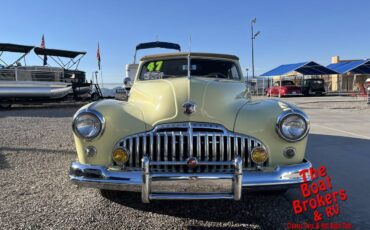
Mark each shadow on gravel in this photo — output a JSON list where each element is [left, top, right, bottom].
[[0, 106, 80, 118], [0, 147, 76, 155], [101, 190, 298, 228], [0, 150, 10, 170]]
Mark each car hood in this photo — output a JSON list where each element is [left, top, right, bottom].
[[128, 77, 249, 131]]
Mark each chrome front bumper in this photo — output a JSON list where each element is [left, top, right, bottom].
[[69, 157, 312, 203]]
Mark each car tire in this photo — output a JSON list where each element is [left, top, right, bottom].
[[91, 92, 100, 101], [99, 189, 119, 199]]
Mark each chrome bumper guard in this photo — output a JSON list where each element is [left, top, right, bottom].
[[141, 156, 243, 203], [69, 158, 312, 203]]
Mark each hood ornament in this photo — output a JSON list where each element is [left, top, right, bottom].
[[182, 101, 197, 115]]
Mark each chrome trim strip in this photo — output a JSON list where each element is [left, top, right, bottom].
[[164, 132, 168, 170], [150, 133, 154, 160], [156, 133, 160, 161], [241, 137, 245, 166], [136, 136, 140, 167], [205, 133, 209, 160], [129, 138, 133, 166], [171, 132, 176, 170], [220, 135, 224, 161], [188, 123, 193, 158], [143, 134, 147, 157], [179, 132, 184, 172], [247, 139, 252, 167]]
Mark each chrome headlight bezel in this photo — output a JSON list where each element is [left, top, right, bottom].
[[72, 109, 105, 141], [276, 110, 309, 142]]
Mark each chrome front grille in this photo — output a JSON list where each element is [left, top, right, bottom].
[[116, 123, 266, 171]]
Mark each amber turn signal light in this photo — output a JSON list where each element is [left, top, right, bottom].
[[112, 148, 129, 165], [251, 147, 268, 164]]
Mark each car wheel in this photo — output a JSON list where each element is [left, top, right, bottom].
[[91, 92, 100, 101]]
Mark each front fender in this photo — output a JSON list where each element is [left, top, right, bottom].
[[234, 99, 308, 167], [73, 99, 146, 166]]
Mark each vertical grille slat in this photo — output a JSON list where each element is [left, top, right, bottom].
[[220, 135, 224, 162], [135, 136, 140, 167], [212, 134, 217, 171], [156, 133, 161, 170], [241, 138, 246, 167], [227, 136, 231, 163], [180, 132, 184, 172], [164, 132, 168, 170], [205, 133, 209, 162], [129, 138, 133, 166], [172, 132, 176, 171], [117, 123, 266, 171], [150, 133, 154, 160], [247, 139, 252, 168]]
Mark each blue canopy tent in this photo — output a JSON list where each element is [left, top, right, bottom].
[[326, 60, 370, 93], [259, 61, 337, 96], [261, 61, 338, 77], [327, 60, 370, 74]]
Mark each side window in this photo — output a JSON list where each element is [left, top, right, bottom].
[[229, 65, 240, 80]]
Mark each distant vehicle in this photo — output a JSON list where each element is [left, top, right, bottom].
[[0, 43, 92, 108], [266, 80, 302, 97], [301, 79, 326, 96], [365, 78, 370, 91]]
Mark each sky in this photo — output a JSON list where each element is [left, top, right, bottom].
[[1, 0, 370, 83]]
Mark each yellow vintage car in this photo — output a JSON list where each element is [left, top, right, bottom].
[[69, 51, 312, 203]]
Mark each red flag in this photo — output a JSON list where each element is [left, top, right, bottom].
[[97, 43, 101, 70], [40, 35, 46, 48], [40, 35, 47, 65]]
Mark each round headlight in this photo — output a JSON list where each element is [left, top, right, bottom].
[[72, 110, 105, 140], [276, 111, 309, 142]]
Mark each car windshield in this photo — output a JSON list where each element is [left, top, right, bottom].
[[312, 80, 324, 84], [282, 81, 294, 86], [139, 58, 241, 80]]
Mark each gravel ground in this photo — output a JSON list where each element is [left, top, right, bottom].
[[0, 104, 308, 229]]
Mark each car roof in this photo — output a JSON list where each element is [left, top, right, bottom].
[[140, 52, 239, 61]]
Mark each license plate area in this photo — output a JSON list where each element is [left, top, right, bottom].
[[141, 156, 243, 203], [150, 175, 233, 194]]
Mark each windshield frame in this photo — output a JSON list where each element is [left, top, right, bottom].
[[137, 57, 243, 82]]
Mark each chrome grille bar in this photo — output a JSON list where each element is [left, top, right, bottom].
[[116, 122, 266, 171]]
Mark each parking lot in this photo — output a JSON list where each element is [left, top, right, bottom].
[[0, 96, 369, 229]]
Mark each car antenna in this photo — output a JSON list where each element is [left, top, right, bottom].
[[187, 35, 191, 79]]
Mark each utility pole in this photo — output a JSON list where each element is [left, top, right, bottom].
[[251, 18, 260, 79]]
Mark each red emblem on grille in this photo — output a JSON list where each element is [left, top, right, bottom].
[[186, 157, 198, 169]]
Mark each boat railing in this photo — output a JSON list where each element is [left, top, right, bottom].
[[0, 67, 64, 82]]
